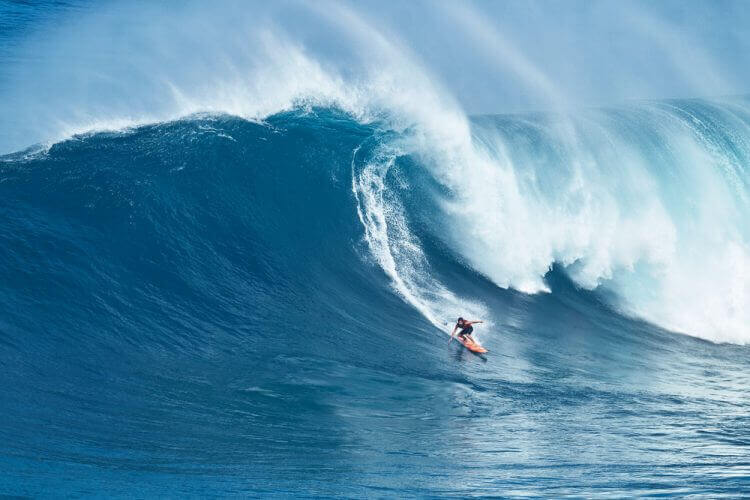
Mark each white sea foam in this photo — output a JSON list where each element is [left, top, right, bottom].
[[434, 103, 750, 344], [351, 144, 489, 335]]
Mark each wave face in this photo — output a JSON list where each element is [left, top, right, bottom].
[[1, 107, 750, 496]]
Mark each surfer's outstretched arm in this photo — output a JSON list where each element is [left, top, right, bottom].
[[449, 325, 458, 343]]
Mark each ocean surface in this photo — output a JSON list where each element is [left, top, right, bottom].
[[2, 1, 750, 497]]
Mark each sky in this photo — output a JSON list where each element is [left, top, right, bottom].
[[1, 0, 750, 152], [348, 0, 750, 112]]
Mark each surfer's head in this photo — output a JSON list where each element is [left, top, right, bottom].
[[457, 317, 464, 324]]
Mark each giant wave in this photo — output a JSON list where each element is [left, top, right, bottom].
[[2, 106, 750, 496], [1, 1, 747, 343]]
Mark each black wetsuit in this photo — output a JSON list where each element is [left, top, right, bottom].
[[457, 324, 473, 338]]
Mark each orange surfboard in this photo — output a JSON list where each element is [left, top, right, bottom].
[[457, 336, 487, 353]]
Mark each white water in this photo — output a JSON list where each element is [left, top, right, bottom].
[[351, 146, 489, 333], [437, 102, 750, 343]]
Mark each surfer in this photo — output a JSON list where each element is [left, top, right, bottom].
[[451, 317, 483, 345]]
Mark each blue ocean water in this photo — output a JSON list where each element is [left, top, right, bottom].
[[2, 107, 749, 497], [2, 2, 750, 497]]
